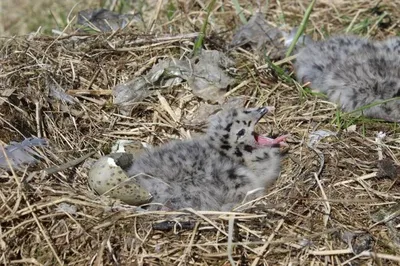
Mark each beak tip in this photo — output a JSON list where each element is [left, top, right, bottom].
[[258, 106, 274, 116], [265, 106, 275, 113]]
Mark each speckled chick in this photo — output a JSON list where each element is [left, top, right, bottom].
[[377, 36, 400, 54], [125, 107, 283, 211], [294, 35, 373, 88], [294, 35, 400, 122], [320, 49, 400, 121]]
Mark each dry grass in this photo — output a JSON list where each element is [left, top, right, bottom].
[[1, 0, 400, 265]]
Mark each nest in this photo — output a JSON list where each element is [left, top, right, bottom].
[[1, 0, 400, 265]]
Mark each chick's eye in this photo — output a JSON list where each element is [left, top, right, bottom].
[[237, 129, 245, 137]]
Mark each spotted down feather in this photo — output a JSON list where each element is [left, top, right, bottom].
[[294, 35, 400, 122], [126, 107, 282, 211]]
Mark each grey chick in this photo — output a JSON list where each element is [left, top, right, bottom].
[[320, 49, 400, 121], [125, 107, 286, 211], [377, 36, 400, 54], [294, 35, 373, 88], [294, 34, 400, 121]]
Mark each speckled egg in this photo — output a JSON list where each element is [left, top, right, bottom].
[[88, 153, 152, 206]]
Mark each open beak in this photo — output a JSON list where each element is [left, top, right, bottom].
[[257, 134, 289, 147], [253, 106, 288, 147]]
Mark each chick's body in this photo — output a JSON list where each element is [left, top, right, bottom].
[[294, 35, 400, 122], [322, 50, 400, 121], [295, 35, 372, 87], [126, 107, 282, 211]]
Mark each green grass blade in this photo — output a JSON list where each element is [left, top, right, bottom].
[[231, 0, 247, 24], [263, 55, 293, 83], [193, 0, 217, 56], [285, 0, 316, 57], [347, 96, 400, 115]]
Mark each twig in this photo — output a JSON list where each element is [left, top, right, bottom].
[[314, 172, 330, 227], [333, 172, 377, 187], [4, 151, 64, 265], [309, 249, 400, 263], [177, 222, 200, 266], [147, 0, 164, 32], [227, 215, 236, 266], [44, 151, 96, 175], [251, 219, 284, 266]]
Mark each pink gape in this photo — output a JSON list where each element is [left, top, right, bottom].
[[256, 134, 289, 147], [255, 106, 289, 147]]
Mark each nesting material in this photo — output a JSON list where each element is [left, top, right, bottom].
[[1, 1, 400, 265]]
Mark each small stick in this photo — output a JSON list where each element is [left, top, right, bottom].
[[227, 215, 236, 266], [314, 172, 330, 227], [333, 172, 377, 187], [35, 101, 42, 138], [251, 219, 284, 266], [309, 249, 400, 263], [147, 0, 164, 32], [177, 222, 200, 266], [44, 151, 96, 175]]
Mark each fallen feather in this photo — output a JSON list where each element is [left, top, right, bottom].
[[308, 129, 337, 147], [307, 129, 337, 176], [56, 203, 77, 214], [113, 58, 191, 115], [230, 12, 285, 59], [188, 50, 234, 103], [113, 51, 235, 114], [282, 27, 314, 48], [48, 81, 76, 104], [0, 138, 48, 170], [76, 8, 142, 32]]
